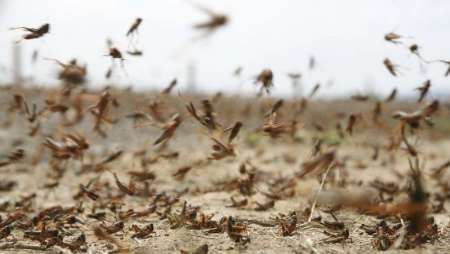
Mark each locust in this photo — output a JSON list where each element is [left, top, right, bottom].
[[392, 100, 439, 129], [385, 88, 397, 102], [346, 114, 358, 135], [126, 17, 143, 37], [262, 112, 291, 138], [308, 83, 320, 98], [162, 79, 178, 94], [45, 58, 87, 85], [383, 58, 398, 77], [208, 121, 242, 160], [191, 2, 228, 37], [10, 23, 50, 42], [384, 32, 403, 44], [415, 80, 431, 103], [153, 113, 182, 146], [87, 90, 117, 137], [186, 100, 219, 131], [131, 224, 154, 239], [297, 151, 335, 178], [254, 69, 274, 95]]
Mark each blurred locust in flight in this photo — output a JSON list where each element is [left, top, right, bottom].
[[126, 17, 143, 37], [126, 18, 144, 56], [254, 69, 274, 95], [383, 58, 398, 77], [416, 80, 431, 103], [190, 1, 228, 38], [10, 23, 50, 42], [45, 58, 87, 85]]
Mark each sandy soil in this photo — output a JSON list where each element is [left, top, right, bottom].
[[0, 87, 449, 254]]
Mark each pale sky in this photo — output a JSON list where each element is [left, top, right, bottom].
[[0, 0, 449, 97]]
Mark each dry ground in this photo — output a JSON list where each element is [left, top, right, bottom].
[[0, 86, 449, 254]]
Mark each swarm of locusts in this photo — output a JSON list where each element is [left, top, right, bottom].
[[1, 5, 450, 254]]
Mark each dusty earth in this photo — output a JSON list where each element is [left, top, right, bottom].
[[0, 86, 449, 254]]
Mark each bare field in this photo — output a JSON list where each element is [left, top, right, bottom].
[[0, 86, 449, 254]]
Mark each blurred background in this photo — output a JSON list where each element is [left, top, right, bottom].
[[0, 0, 449, 98]]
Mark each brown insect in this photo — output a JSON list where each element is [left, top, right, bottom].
[[409, 44, 424, 60], [127, 17, 143, 37], [45, 58, 87, 85], [0, 226, 12, 240], [131, 224, 154, 239], [278, 212, 297, 236], [191, 2, 228, 36], [172, 166, 192, 181], [186, 100, 218, 131], [148, 100, 167, 123], [254, 69, 274, 94], [100, 150, 123, 166], [262, 113, 291, 138], [225, 216, 250, 244], [401, 125, 418, 157], [384, 32, 403, 44], [346, 114, 358, 135], [416, 80, 431, 103], [385, 88, 397, 102], [430, 160, 450, 178], [308, 83, 320, 98], [88, 212, 107, 221], [62, 233, 87, 252], [107, 47, 124, 61], [128, 170, 156, 182], [87, 90, 117, 137], [254, 199, 275, 211], [373, 101, 382, 123], [162, 79, 177, 94], [266, 99, 284, 117], [93, 226, 123, 249], [44, 133, 89, 159], [383, 58, 398, 77], [227, 121, 243, 143], [153, 113, 182, 146], [208, 121, 242, 160], [0, 211, 25, 228], [392, 100, 439, 128], [10, 23, 50, 42], [16, 96, 41, 123], [0, 148, 25, 168], [112, 172, 136, 196], [79, 184, 100, 201], [8, 93, 25, 113], [297, 151, 335, 178], [101, 221, 124, 234]]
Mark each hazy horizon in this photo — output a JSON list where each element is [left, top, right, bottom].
[[1, 0, 449, 98]]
